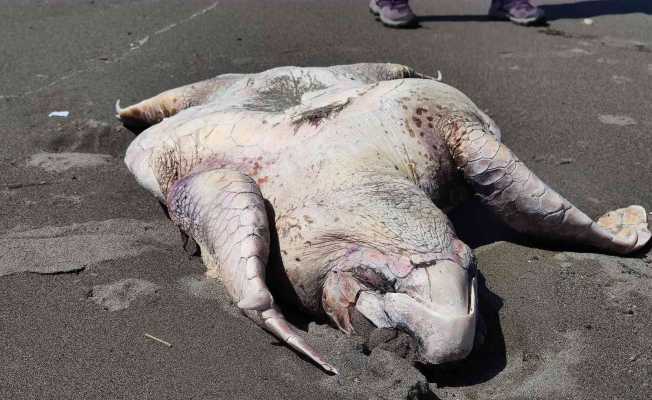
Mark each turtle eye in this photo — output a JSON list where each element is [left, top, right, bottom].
[[353, 265, 396, 293]]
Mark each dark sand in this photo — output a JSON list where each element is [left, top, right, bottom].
[[1, 1, 650, 399]]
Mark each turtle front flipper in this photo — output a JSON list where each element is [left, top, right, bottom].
[[166, 168, 338, 374], [445, 118, 650, 255], [116, 74, 243, 127]]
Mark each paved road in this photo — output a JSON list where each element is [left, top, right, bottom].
[[1, 1, 650, 399]]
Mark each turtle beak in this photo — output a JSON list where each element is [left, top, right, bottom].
[[355, 263, 477, 364]]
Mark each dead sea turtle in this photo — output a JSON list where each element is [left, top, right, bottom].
[[117, 63, 650, 374]]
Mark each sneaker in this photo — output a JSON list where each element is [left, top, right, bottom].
[[488, 0, 545, 25], [369, 0, 417, 28], [369, 0, 381, 15]]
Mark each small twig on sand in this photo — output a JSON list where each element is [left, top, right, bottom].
[[144, 333, 173, 347], [5, 181, 51, 190]]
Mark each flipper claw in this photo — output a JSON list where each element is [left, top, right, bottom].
[[263, 308, 339, 374], [115, 99, 123, 119]]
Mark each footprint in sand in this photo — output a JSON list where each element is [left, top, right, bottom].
[[0, 219, 177, 276], [178, 275, 227, 301], [26, 151, 113, 172], [90, 278, 160, 311], [44, 118, 133, 156]]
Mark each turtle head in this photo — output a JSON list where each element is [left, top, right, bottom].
[[335, 244, 477, 365], [318, 178, 478, 365], [356, 261, 477, 364]]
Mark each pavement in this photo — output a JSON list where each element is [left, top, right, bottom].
[[0, 0, 651, 399]]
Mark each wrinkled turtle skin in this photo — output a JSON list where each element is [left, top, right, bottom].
[[118, 63, 650, 374]]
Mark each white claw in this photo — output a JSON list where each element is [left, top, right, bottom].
[[263, 309, 337, 375], [321, 362, 339, 375], [435, 70, 443, 81], [115, 99, 123, 119]]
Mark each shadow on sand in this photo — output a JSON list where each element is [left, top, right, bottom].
[[448, 197, 520, 249], [416, 0, 651, 24], [540, 0, 651, 21]]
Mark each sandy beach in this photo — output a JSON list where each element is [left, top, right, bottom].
[[1, 1, 650, 399]]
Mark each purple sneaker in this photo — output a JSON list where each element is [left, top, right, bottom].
[[489, 0, 545, 25], [369, 0, 417, 28]]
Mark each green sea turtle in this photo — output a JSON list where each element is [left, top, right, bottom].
[[117, 63, 650, 374]]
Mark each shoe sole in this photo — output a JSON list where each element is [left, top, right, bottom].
[[380, 15, 417, 27], [489, 10, 545, 25], [509, 15, 545, 25]]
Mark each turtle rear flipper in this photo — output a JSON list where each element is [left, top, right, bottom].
[[116, 74, 242, 127], [166, 168, 338, 374], [446, 118, 650, 254]]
